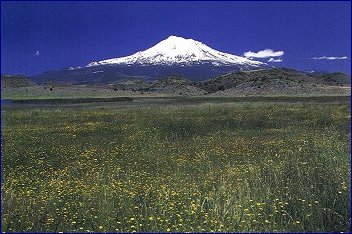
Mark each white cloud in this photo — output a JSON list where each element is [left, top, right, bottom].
[[309, 56, 348, 60], [244, 49, 284, 58], [268, 57, 283, 63], [34, 50, 40, 56]]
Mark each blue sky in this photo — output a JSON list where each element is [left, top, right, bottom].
[[1, 1, 351, 75]]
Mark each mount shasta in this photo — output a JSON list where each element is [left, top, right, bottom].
[[31, 36, 270, 84]]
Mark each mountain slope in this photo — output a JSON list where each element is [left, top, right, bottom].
[[86, 35, 265, 67], [1, 74, 37, 88], [196, 68, 351, 95], [308, 72, 351, 85]]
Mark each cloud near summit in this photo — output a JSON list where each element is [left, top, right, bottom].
[[244, 49, 284, 58]]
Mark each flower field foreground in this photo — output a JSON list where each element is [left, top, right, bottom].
[[1, 101, 350, 232]]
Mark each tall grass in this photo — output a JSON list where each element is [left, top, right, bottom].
[[1, 101, 350, 232]]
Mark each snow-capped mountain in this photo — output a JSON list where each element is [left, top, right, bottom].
[[86, 35, 265, 67], [31, 36, 270, 84]]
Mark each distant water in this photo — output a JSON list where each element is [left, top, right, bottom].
[[1, 99, 13, 106]]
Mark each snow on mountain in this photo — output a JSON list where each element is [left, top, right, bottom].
[[86, 35, 266, 67]]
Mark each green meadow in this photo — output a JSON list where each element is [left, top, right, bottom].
[[1, 97, 350, 232]]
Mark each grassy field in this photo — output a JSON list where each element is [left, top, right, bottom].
[[1, 97, 351, 232]]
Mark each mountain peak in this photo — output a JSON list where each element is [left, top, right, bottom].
[[166, 35, 186, 40], [163, 35, 199, 44], [86, 36, 266, 68]]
